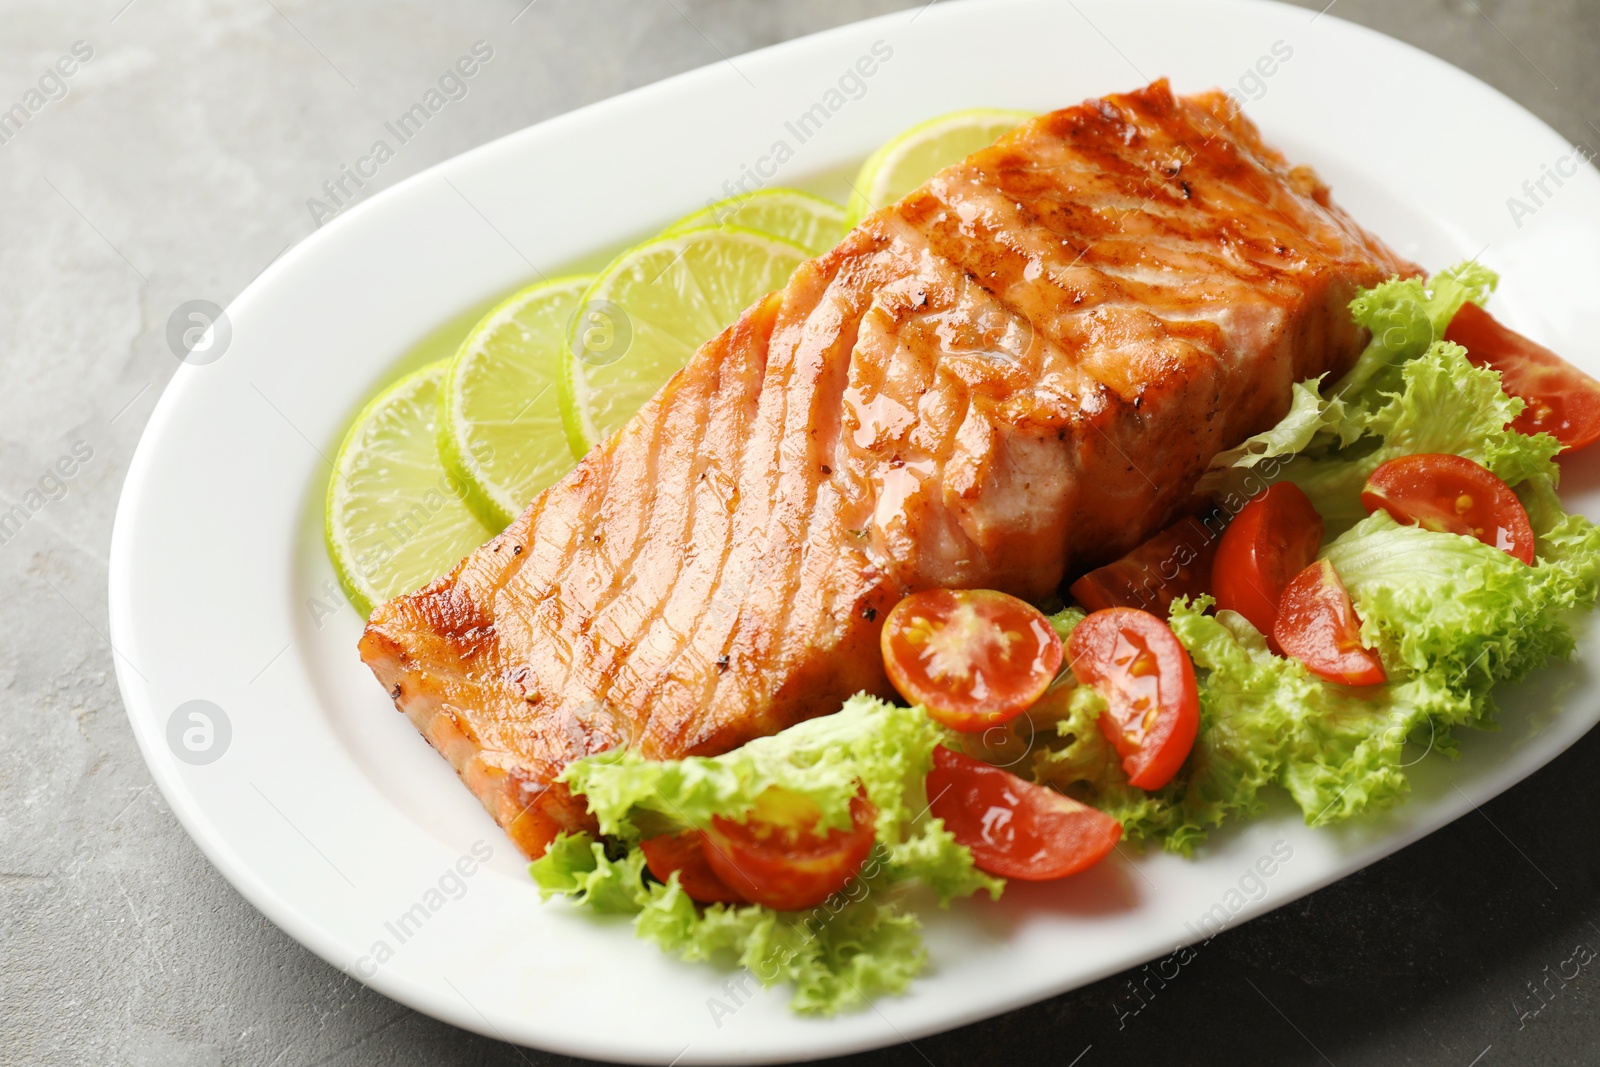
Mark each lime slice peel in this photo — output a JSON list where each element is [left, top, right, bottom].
[[327, 361, 494, 615], [664, 189, 846, 256], [438, 274, 593, 529], [560, 225, 809, 454], [845, 108, 1036, 227]]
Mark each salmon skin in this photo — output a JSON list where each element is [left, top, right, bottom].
[[360, 80, 1416, 857]]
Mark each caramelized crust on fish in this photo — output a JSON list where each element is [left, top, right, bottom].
[[360, 80, 1417, 856]]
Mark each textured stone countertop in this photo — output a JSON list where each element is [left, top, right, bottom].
[[3, 1, 1598, 1064]]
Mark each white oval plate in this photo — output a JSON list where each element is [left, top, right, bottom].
[[110, 0, 1600, 1062]]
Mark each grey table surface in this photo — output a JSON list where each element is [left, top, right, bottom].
[[3, 0, 1599, 1064]]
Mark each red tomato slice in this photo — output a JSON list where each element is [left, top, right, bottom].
[[1069, 513, 1223, 616], [700, 788, 876, 912], [1445, 301, 1600, 452], [639, 830, 749, 905], [1212, 483, 1324, 642], [1360, 452, 1535, 565], [881, 588, 1063, 732], [927, 745, 1121, 880], [1274, 559, 1386, 686], [1066, 608, 1200, 790]]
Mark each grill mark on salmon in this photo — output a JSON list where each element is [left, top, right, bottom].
[[566, 341, 715, 729], [610, 312, 769, 745], [360, 79, 1418, 856]]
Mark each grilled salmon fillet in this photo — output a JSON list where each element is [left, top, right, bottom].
[[361, 79, 1417, 857]]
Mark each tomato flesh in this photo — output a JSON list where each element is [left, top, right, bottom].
[[1361, 452, 1535, 565], [1212, 483, 1325, 643], [1069, 513, 1223, 616], [640, 830, 749, 905], [1274, 559, 1386, 686], [1445, 301, 1600, 452], [1066, 608, 1200, 790], [881, 588, 1063, 732], [927, 745, 1121, 880], [700, 788, 876, 911]]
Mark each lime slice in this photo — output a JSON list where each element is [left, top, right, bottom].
[[561, 226, 808, 452], [438, 275, 593, 528], [663, 189, 847, 256], [845, 108, 1036, 227], [327, 361, 494, 615]]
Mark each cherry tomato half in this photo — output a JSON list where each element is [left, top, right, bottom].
[[1360, 452, 1535, 565], [1445, 301, 1600, 452], [1069, 513, 1223, 616], [1274, 559, 1386, 686], [881, 588, 1063, 732], [701, 788, 876, 911], [1066, 608, 1200, 791], [1212, 483, 1325, 642], [926, 745, 1122, 880], [640, 829, 749, 906]]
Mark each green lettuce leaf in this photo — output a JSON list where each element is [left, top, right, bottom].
[[564, 695, 933, 839], [1016, 603, 1426, 851], [531, 834, 926, 1014], [1030, 441, 1593, 851], [1142, 265, 1596, 849], [530, 832, 652, 914], [1022, 602, 1420, 849], [1013, 675, 1179, 843], [634, 853, 926, 1014], [1170, 600, 1452, 832], [1325, 508, 1600, 707], [562, 693, 1000, 901], [536, 695, 1002, 1015], [1199, 263, 1551, 533], [1031, 488, 1600, 854], [1331, 259, 1497, 402], [1280, 341, 1562, 532], [1197, 378, 1348, 495]]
